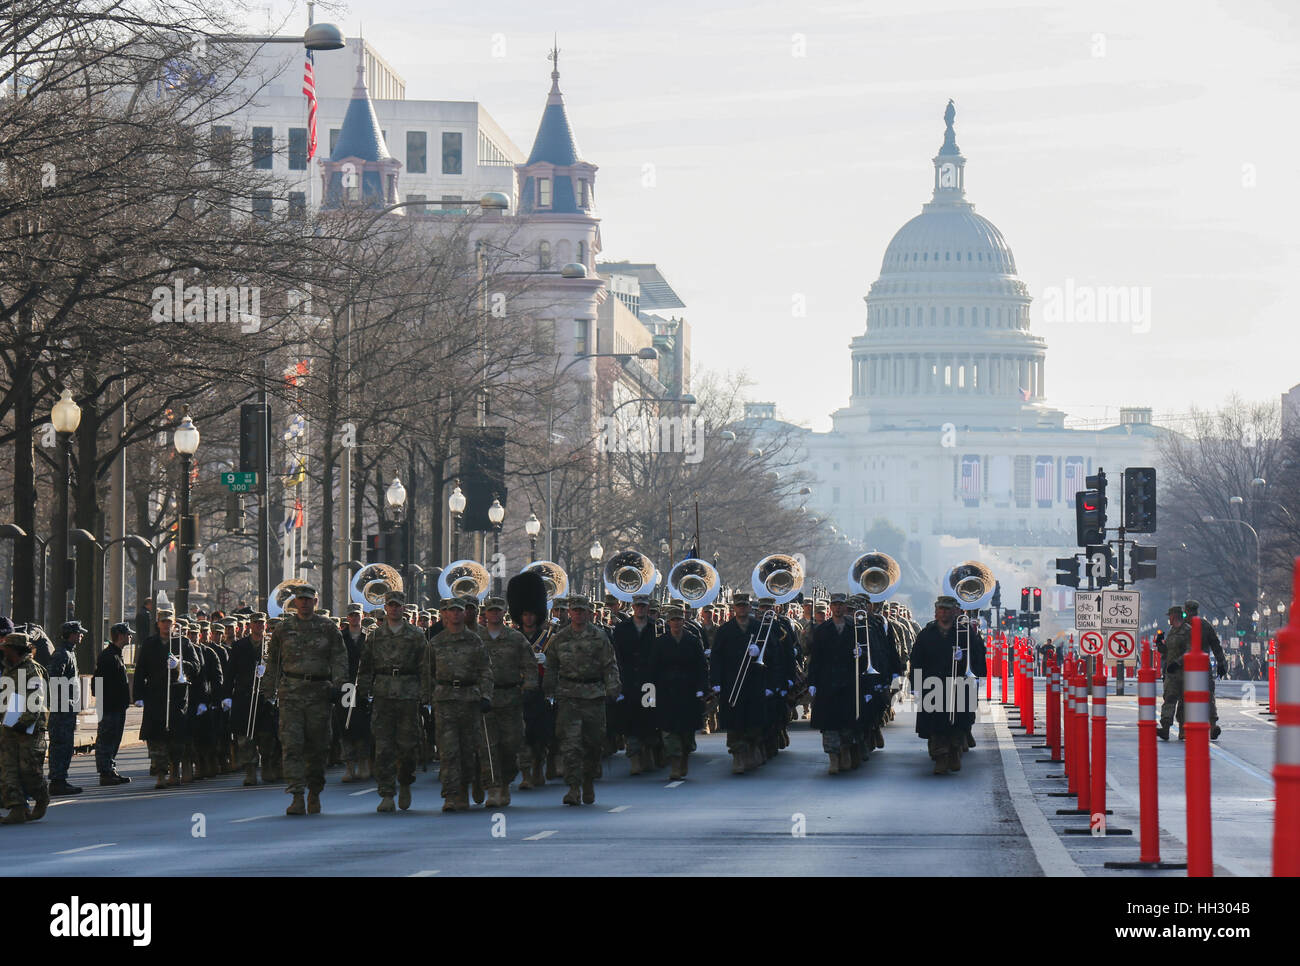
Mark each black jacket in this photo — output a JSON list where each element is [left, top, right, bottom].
[[646, 628, 708, 734], [92, 643, 131, 713], [908, 620, 987, 738]]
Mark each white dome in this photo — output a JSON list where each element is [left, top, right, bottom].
[[881, 208, 1016, 275]]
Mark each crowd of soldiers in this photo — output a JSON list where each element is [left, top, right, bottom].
[[0, 575, 1020, 822]]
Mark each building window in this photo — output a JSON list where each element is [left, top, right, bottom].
[[252, 127, 273, 169], [211, 125, 233, 166], [252, 191, 273, 220], [574, 318, 588, 355], [534, 318, 555, 354], [538, 240, 551, 269], [577, 240, 585, 264], [329, 128, 341, 156], [832, 462, 840, 472], [832, 487, 840, 504], [288, 191, 306, 220], [578, 179, 589, 206], [406, 131, 427, 173], [288, 128, 308, 170], [441, 131, 463, 174], [406, 193, 427, 215], [538, 177, 552, 207], [440, 195, 464, 213], [944, 307, 950, 325]]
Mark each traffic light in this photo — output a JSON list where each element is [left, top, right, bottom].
[[1003, 610, 1018, 629], [1123, 467, 1157, 533], [1032, 587, 1043, 612], [239, 402, 270, 475], [1020, 588, 1030, 611], [1055, 556, 1081, 588], [1076, 489, 1105, 545], [1234, 601, 1245, 639], [1085, 544, 1115, 587], [1129, 543, 1157, 582], [991, 582, 1002, 610]]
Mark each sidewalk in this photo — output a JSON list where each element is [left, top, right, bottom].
[[72, 702, 145, 757]]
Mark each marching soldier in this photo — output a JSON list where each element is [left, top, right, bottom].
[[430, 598, 495, 812], [808, 594, 860, 773], [543, 595, 622, 805], [647, 604, 708, 781], [266, 585, 349, 816], [477, 596, 539, 805], [709, 592, 766, 774], [909, 595, 987, 775], [1, 633, 51, 823], [610, 593, 659, 774], [357, 592, 430, 813], [339, 603, 373, 782], [133, 610, 200, 788], [1158, 601, 1226, 741], [230, 612, 279, 785], [513, 584, 555, 789]]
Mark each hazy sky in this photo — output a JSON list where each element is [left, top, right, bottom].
[[264, 0, 1298, 432]]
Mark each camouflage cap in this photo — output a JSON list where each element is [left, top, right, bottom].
[[731, 592, 751, 604], [384, 591, 405, 606], [828, 592, 847, 603], [156, 609, 175, 620], [631, 594, 651, 605], [663, 604, 685, 619], [2, 632, 31, 652], [361, 617, 377, 628], [249, 612, 267, 622], [317, 609, 332, 619], [567, 594, 592, 611], [347, 603, 364, 614], [936, 595, 959, 609], [756, 596, 776, 607], [439, 597, 466, 611], [293, 585, 318, 599], [1183, 600, 1201, 615], [459, 595, 480, 610], [1167, 605, 1184, 616], [482, 596, 506, 611]]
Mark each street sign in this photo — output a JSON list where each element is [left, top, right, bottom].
[[1106, 629, 1136, 663], [221, 471, 258, 493], [1079, 630, 1105, 656], [1101, 590, 1139, 629], [1074, 591, 1102, 631]]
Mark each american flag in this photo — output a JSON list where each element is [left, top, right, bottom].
[[960, 455, 981, 506], [1018, 386, 1032, 401], [1034, 457, 1053, 505], [1063, 458, 1085, 502], [303, 50, 318, 160]]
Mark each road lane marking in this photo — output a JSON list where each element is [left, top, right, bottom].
[[664, 781, 684, 788], [523, 830, 557, 841], [54, 843, 115, 855], [409, 870, 440, 877], [349, 787, 377, 797], [230, 815, 275, 823], [1209, 746, 1274, 786], [607, 805, 629, 812], [992, 713, 1082, 877]]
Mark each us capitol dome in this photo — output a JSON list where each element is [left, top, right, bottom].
[[836, 100, 1055, 435]]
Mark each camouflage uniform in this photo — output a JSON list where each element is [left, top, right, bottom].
[[266, 610, 348, 810], [1, 645, 50, 822], [478, 623, 539, 803], [430, 628, 494, 810], [358, 620, 430, 808], [1160, 618, 1226, 732], [543, 620, 622, 804]]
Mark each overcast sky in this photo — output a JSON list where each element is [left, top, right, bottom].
[[266, 0, 1298, 432]]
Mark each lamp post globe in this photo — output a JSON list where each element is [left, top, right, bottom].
[[386, 476, 406, 511], [51, 389, 82, 434], [488, 498, 505, 528]]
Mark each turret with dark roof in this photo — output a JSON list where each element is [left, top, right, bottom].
[[517, 46, 597, 217], [320, 44, 401, 210]]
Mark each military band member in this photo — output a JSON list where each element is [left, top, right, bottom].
[[339, 603, 373, 782], [477, 597, 539, 805], [430, 598, 495, 812], [231, 612, 279, 785], [543, 595, 622, 805], [909, 595, 987, 775], [133, 611, 201, 788], [516, 601, 554, 789], [610, 593, 659, 774], [358, 592, 430, 813], [808, 594, 860, 773], [266, 585, 349, 815], [709, 592, 766, 774], [647, 604, 708, 781]]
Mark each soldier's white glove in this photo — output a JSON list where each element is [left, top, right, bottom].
[[747, 643, 760, 657], [167, 656, 179, 669], [853, 645, 862, 658], [695, 691, 704, 698], [787, 679, 794, 688], [863, 695, 871, 704], [954, 648, 964, 662], [535, 652, 546, 666], [197, 703, 208, 715], [704, 649, 711, 659], [221, 698, 232, 711], [255, 663, 266, 678], [808, 685, 817, 697], [134, 700, 143, 708], [765, 689, 773, 697], [423, 704, 431, 714], [615, 694, 625, 703], [779, 689, 788, 697], [891, 674, 902, 683], [711, 685, 721, 694]]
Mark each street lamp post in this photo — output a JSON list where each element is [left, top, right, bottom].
[[173, 410, 200, 617], [1201, 515, 1261, 640], [589, 539, 603, 598], [488, 496, 505, 594], [525, 511, 541, 564], [449, 481, 466, 561], [50, 389, 82, 628], [385, 474, 407, 587]]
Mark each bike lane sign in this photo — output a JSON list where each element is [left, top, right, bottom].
[[1101, 590, 1139, 630]]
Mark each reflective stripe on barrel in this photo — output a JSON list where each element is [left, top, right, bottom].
[[1138, 677, 1156, 721], [1092, 680, 1106, 718], [1185, 669, 1210, 723]]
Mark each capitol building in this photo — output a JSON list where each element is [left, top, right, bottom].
[[766, 103, 1162, 616]]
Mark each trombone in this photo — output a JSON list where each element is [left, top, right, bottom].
[[246, 638, 265, 740], [728, 610, 775, 708], [852, 608, 878, 720], [165, 633, 188, 732]]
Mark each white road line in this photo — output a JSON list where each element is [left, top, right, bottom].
[[349, 787, 377, 797], [1208, 746, 1274, 786], [408, 869, 440, 877], [992, 710, 1083, 877], [664, 780, 684, 788], [54, 843, 115, 855], [1238, 709, 1277, 728], [523, 830, 557, 841], [607, 805, 630, 812], [230, 815, 275, 824]]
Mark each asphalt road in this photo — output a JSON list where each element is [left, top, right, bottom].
[[8, 683, 1277, 876]]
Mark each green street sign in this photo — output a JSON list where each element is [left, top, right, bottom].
[[221, 471, 258, 492]]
